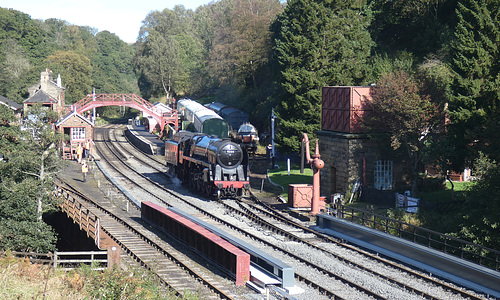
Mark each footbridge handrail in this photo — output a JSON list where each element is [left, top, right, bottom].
[[69, 93, 162, 117]]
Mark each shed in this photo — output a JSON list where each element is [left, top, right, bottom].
[[55, 111, 94, 160]]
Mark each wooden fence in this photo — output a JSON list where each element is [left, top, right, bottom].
[[5, 251, 109, 270]]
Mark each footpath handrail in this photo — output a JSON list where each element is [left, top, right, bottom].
[[334, 204, 500, 271]]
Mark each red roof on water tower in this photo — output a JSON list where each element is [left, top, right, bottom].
[[321, 86, 372, 133]]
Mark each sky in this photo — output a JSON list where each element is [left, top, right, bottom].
[[3, 0, 215, 43]]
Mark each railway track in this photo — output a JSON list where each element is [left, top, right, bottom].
[[236, 199, 488, 299], [92, 124, 492, 299], [77, 125, 246, 299], [54, 179, 234, 299]]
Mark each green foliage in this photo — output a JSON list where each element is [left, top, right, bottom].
[[0, 7, 137, 104], [271, 0, 374, 153], [136, 6, 202, 99], [92, 31, 139, 94], [447, 0, 500, 168], [0, 107, 62, 252], [0, 105, 19, 156], [453, 164, 500, 250], [369, 0, 457, 57], [67, 265, 193, 299], [364, 70, 444, 195], [0, 219, 57, 253], [45, 50, 92, 104]]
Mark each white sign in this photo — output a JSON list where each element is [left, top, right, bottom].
[[395, 193, 420, 213]]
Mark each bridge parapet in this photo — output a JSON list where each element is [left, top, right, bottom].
[[53, 182, 119, 252], [66, 93, 178, 133], [69, 93, 162, 117]]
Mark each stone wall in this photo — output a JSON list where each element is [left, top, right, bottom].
[[317, 130, 392, 198]]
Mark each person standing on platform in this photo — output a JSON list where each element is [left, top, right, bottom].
[[82, 160, 89, 182], [76, 143, 83, 163], [84, 139, 90, 159]]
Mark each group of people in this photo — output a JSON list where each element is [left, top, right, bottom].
[[77, 140, 91, 182]]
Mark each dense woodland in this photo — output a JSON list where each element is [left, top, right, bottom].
[[1, 0, 499, 254]]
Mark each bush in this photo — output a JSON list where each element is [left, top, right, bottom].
[[418, 176, 445, 192]]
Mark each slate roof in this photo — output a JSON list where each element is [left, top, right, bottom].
[[0, 95, 22, 110], [24, 90, 57, 104], [56, 110, 94, 127]]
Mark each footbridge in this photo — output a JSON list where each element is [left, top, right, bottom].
[[69, 93, 178, 131]]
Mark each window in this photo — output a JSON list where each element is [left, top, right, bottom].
[[71, 127, 86, 141], [374, 160, 393, 190]]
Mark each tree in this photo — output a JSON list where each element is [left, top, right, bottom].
[[15, 106, 64, 220], [447, 0, 500, 169], [0, 106, 61, 252], [136, 6, 203, 99], [208, 0, 283, 89], [452, 157, 500, 250], [369, 0, 458, 57], [92, 31, 138, 94], [45, 50, 93, 103], [271, 0, 374, 153], [0, 105, 18, 156], [363, 70, 443, 196]]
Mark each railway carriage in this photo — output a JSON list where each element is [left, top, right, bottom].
[[177, 99, 229, 138], [205, 101, 259, 154], [165, 131, 250, 199], [235, 123, 259, 154]]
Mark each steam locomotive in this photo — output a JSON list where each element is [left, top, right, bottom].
[[165, 131, 251, 199]]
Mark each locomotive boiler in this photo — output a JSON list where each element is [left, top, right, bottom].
[[165, 131, 250, 199]]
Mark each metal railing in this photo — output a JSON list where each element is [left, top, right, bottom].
[[5, 251, 108, 270], [335, 204, 500, 271]]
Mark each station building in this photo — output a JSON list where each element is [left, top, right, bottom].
[[24, 69, 66, 116], [55, 111, 94, 160], [23, 69, 94, 160]]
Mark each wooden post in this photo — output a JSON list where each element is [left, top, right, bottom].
[[107, 246, 121, 269]]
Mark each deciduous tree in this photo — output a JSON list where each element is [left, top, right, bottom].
[[363, 70, 443, 196], [45, 50, 92, 103]]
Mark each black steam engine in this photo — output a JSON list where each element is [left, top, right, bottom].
[[165, 131, 250, 199]]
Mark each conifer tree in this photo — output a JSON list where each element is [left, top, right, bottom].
[[448, 0, 500, 167], [447, 0, 500, 252], [271, 0, 373, 153]]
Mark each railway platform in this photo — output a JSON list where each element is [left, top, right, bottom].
[[125, 123, 165, 155], [61, 159, 103, 199]]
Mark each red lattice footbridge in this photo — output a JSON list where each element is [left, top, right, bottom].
[[68, 93, 178, 130]]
